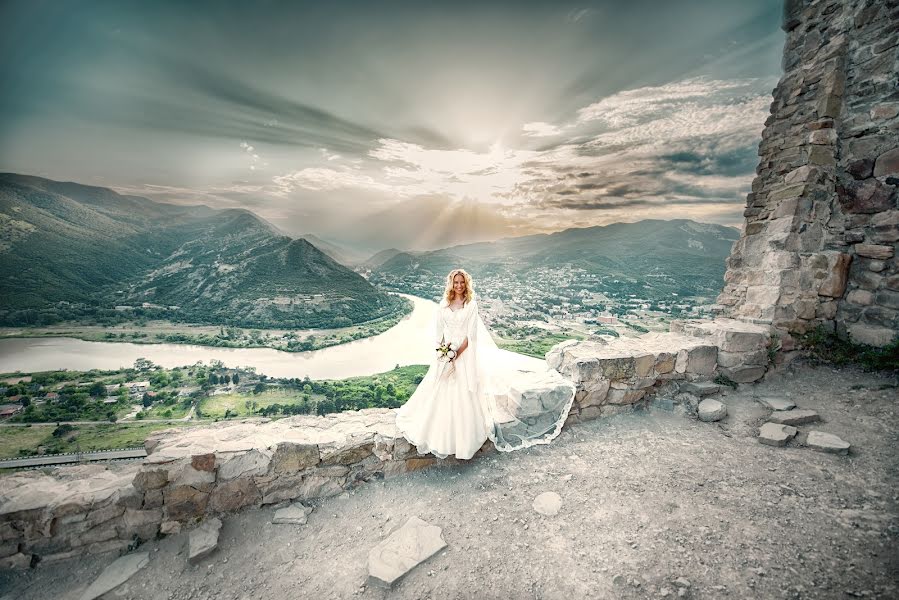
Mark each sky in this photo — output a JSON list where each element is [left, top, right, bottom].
[[0, 0, 785, 253]]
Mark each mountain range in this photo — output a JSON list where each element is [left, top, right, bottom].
[[369, 220, 739, 299], [0, 173, 403, 328]]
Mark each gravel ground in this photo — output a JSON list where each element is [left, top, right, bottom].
[[2, 359, 898, 600]]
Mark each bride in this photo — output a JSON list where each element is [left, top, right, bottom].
[[395, 268, 576, 460]]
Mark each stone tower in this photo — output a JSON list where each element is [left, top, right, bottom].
[[717, 0, 898, 348]]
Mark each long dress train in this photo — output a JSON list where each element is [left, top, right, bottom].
[[395, 293, 577, 460]]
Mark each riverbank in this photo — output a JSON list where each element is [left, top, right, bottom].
[[0, 296, 414, 354]]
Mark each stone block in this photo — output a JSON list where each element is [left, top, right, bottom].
[[577, 379, 610, 409], [873, 147, 899, 177], [720, 365, 767, 383], [367, 517, 446, 589], [818, 252, 852, 297], [321, 442, 375, 466], [606, 389, 646, 405], [769, 409, 820, 425], [848, 323, 897, 347], [218, 450, 272, 481], [190, 453, 216, 473], [846, 289, 874, 306], [758, 423, 798, 447], [270, 442, 321, 473], [806, 431, 850, 455], [209, 478, 261, 513], [698, 399, 727, 422], [855, 244, 894, 260], [188, 518, 222, 564], [163, 486, 209, 522], [132, 469, 168, 492]]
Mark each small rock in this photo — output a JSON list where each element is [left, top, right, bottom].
[[367, 516, 446, 589], [758, 422, 798, 447], [79, 552, 149, 600], [697, 399, 727, 422], [612, 574, 626, 586], [188, 518, 223, 564], [674, 577, 691, 588], [272, 503, 313, 525], [532, 492, 563, 516], [806, 431, 850, 455], [769, 409, 820, 425], [757, 397, 796, 411], [680, 382, 720, 396], [160, 521, 181, 536]]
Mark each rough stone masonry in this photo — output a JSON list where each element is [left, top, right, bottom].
[[717, 0, 899, 348]]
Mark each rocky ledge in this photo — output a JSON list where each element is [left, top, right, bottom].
[[0, 318, 772, 570]]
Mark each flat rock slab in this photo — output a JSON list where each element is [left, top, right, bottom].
[[769, 409, 821, 425], [681, 382, 721, 396], [532, 491, 563, 516], [367, 516, 446, 589], [79, 552, 149, 600], [273, 503, 313, 525], [698, 399, 727, 422], [806, 431, 850, 455], [757, 397, 797, 411], [758, 422, 798, 447], [188, 517, 223, 564]]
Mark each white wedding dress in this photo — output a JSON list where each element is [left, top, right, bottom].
[[395, 293, 576, 460]]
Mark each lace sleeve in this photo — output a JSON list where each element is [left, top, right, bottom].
[[434, 304, 444, 347]]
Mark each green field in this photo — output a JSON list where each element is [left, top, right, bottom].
[[497, 332, 584, 358], [199, 388, 318, 418]]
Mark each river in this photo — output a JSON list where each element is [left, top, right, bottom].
[[0, 294, 439, 379]]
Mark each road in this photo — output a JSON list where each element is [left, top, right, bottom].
[[0, 448, 147, 469]]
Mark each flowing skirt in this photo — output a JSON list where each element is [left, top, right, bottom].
[[395, 353, 490, 460]]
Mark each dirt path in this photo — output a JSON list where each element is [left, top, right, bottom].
[[2, 360, 897, 599]]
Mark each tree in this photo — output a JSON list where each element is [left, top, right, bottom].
[[134, 358, 156, 372], [253, 383, 267, 395], [20, 396, 31, 408], [209, 373, 219, 385], [89, 381, 106, 397], [142, 393, 154, 408], [232, 373, 240, 385]]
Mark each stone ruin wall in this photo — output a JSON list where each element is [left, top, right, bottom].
[[717, 0, 899, 348]]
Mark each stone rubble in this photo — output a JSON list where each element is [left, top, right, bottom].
[[77, 551, 149, 600], [758, 423, 799, 447], [188, 517, 222, 564], [756, 397, 797, 411], [272, 503, 313, 525], [806, 431, 851, 455], [532, 492, 563, 517], [366, 516, 446, 589], [697, 399, 728, 422], [769, 408, 822, 426]]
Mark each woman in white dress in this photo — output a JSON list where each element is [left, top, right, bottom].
[[396, 268, 577, 460], [395, 269, 489, 460]]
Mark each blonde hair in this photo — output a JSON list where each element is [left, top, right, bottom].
[[443, 269, 474, 306]]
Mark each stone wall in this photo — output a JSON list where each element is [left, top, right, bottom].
[[717, 0, 898, 347], [0, 318, 771, 569]]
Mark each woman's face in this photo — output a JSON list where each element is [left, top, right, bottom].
[[452, 274, 466, 298]]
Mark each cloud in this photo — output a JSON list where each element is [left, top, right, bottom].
[[522, 122, 563, 137]]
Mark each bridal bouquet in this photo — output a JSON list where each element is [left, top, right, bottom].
[[435, 342, 457, 379]]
